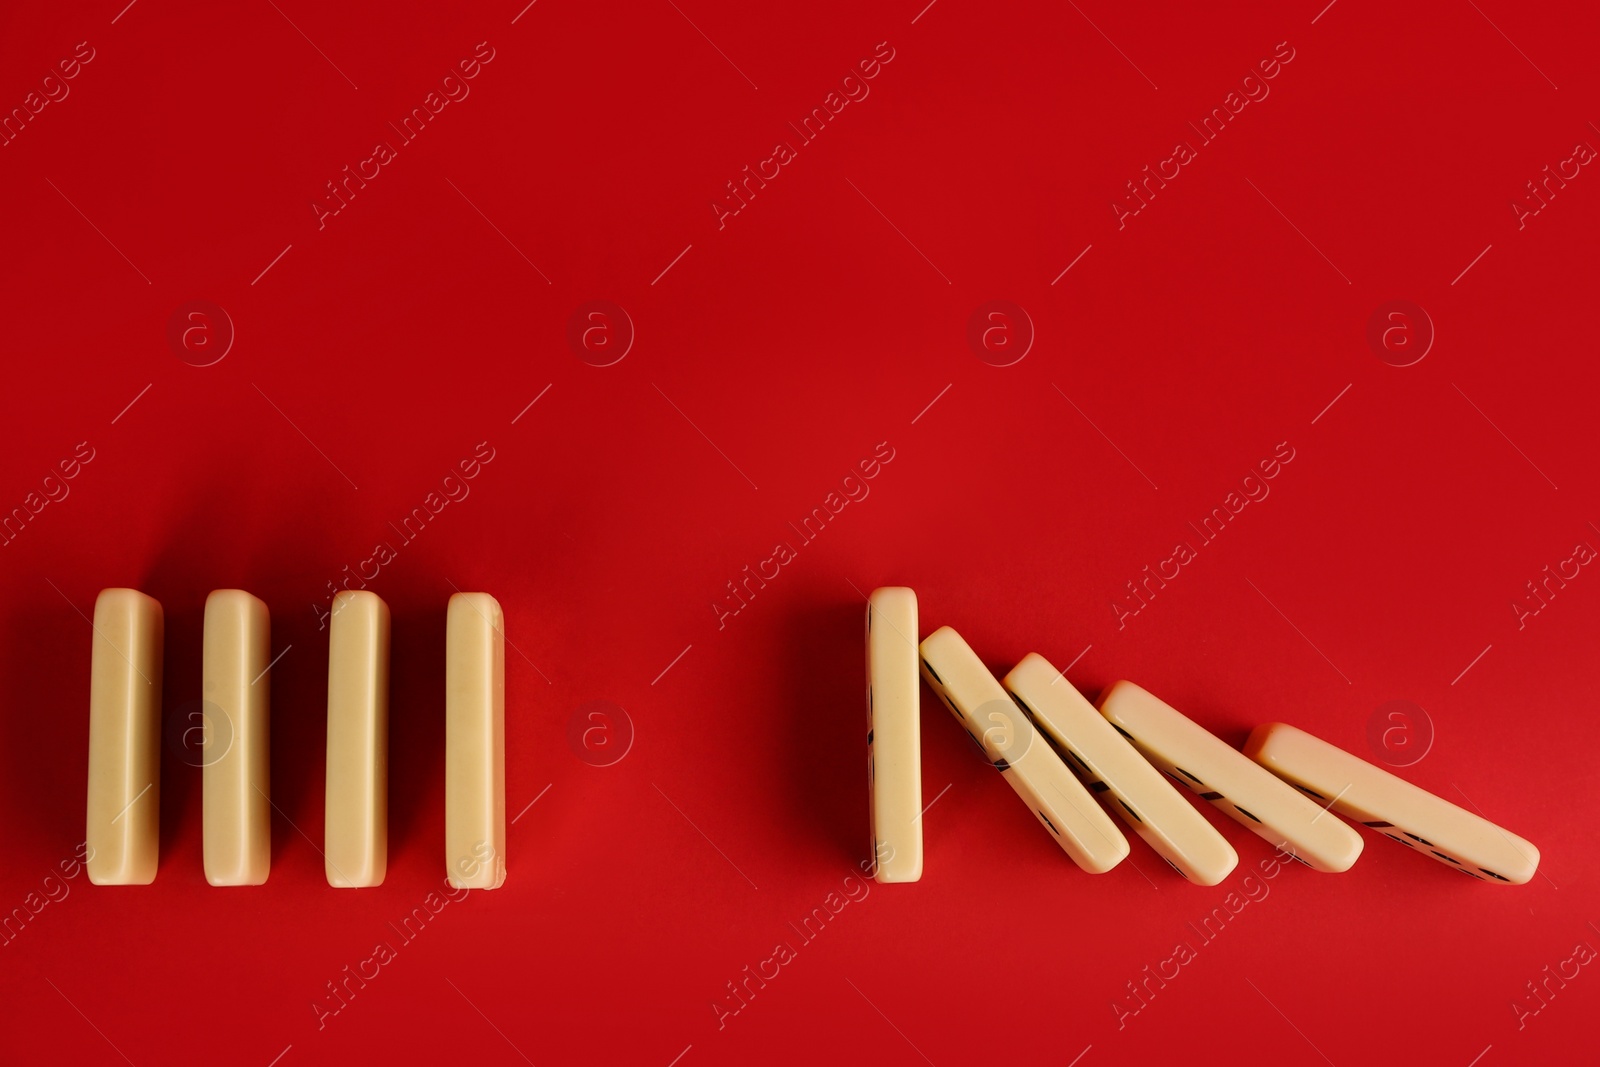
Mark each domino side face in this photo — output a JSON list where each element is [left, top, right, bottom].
[[1004, 654, 1237, 886], [1097, 681, 1362, 873], [201, 590, 272, 886], [324, 590, 390, 888], [85, 589, 164, 885], [1245, 722, 1539, 885], [920, 627, 1128, 874], [446, 592, 507, 890], [867, 587, 922, 883]]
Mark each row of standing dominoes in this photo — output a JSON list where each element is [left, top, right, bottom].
[[866, 587, 1540, 886], [83, 588, 506, 888]]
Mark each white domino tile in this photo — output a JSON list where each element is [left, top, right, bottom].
[[1246, 721, 1539, 884], [867, 587, 922, 883], [1005, 654, 1236, 885], [202, 590, 271, 886], [446, 592, 507, 890], [325, 590, 389, 888], [1098, 680, 1362, 873], [85, 589, 163, 885], [921, 627, 1128, 874]]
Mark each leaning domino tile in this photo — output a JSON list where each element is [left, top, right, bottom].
[[920, 627, 1128, 873], [202, 590, 272, 886], [1005, 654, 1236, 886], [1245, 722, 1539, 884], [446, 592, 506, 890], [1098, 681, 1362, 873], [85, 589, 164, 885], [866, 587, 922, 883], [325, 590, 390, 888]]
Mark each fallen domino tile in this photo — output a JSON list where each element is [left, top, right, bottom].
[[325, 590, 390, 888], [1098, 680, 1362, 873], [1005, 654, 1237, 886], [85, 589, 164, 885], [202, 590, 272, 886], [866, 587, 922, 883], [446, 591, 507, 890], [1245, 721, 1539, 884], [921, 627, 1128, 873]]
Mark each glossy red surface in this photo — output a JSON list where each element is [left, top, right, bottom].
[[1, 2, 1594, 1064]]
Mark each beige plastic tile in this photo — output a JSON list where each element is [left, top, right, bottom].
[[202, 590, 271, 886], [1005, 654, 1237, 886], [324, 591, 389, 887], [867, 587, 922, 883], [446, 592, 506, 890], [85, 589, 163, 885], [1245, 721, 1539, 885], [1098, 680, 1362, 873], [920, 627, 1128, 873]]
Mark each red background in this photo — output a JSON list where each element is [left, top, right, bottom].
[[2, 1, 1596, 1064]]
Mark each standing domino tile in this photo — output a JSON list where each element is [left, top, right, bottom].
[[325, 590, 390, 888], [920, 627, 1128, 873], [85, 589, 164, 885], [202, 590, 271, 886], [1004, 654, 1237, 886], [446, 592, 506, 890], [1245, 722, 1539, 884], [866, 587, 922, 883], [1098, 681, 1362, 872]]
